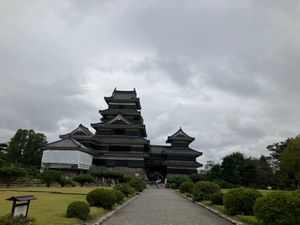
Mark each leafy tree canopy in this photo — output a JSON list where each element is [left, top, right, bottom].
[[6, 129, 47, 166], [280, 136, 300, 189]]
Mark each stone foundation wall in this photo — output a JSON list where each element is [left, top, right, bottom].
[[90, 165, 147, 179]]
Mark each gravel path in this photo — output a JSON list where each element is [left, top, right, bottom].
[[101, 188, 232, 225]]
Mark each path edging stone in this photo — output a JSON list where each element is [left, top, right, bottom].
[[175, 191, 245, 225]]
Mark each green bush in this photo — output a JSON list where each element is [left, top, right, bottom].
[[37, 170, 61, 187], [113, 189, 125, 204], [224, 188, 262, 215], [114, 183, 135, 196], [179, 182, 194, 194], [57, 176, 74, 187], [66, 201, 90, 220], [86, 188, 117, 209], [73, 174, 94, 187], [189, 174, 204, 183], [254, 191, 300, 225], [0, 167, 26, 188], [213, 179, 237, 189], [192, 181, 221, 201], [209, 192, 224, 205], [128, 178, 146, 192], [167, 175, 192, 189], [0, 214, 35, 225]]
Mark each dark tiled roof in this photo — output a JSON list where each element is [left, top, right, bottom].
[[150, 145, 170, 154], [165, 147, 202, 156], [112, 89, 137, 99], [165, 160, 202, 167], [46, 138, 90, 151], [99, 108, 141, 116], [60, 124, 94, 139], [150, 145, 202, 156], [94, 135, 149, 144], [166, 127, 195, 143]]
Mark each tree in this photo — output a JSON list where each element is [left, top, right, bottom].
[[0, 143, 7, 155], [6, 129, 47, 166], [241, 158, 257, 186], [0, 167, 26, 188], [255, 155, 274, 187], [38, 170, 61, 187], [221, 152, 245, 184], [267, 138, 292, 171], [73, 174, 94, 187], [280, 136, 300, 189]]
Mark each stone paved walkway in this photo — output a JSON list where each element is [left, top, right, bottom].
[[101, 188, 232, 225]]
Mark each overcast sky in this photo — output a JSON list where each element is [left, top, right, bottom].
[[1, 0, 300, 164]]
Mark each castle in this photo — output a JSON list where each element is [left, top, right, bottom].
[[41, 89, 202, 180]]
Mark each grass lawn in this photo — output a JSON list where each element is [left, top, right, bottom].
[[0, 186, 107, 225]]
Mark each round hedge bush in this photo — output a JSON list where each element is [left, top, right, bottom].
[[223, 188, 262, 215], [128, 178, 146, 192], [86, 188, 117, 209], [66, 201, 90, 220], [167, 176, 192, 189], [113, 189, 125, 204], [192, 181, 221, 201], [179, 182, 194, 194], [209, 192, 224, 205], [114, 183, 135, 196], [254, 191, 300, 225]]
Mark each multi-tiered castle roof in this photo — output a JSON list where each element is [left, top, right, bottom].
[[42, 89, 202, 179]]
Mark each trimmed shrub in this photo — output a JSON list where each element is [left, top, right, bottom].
[[58, 176, 75, 187], [0, 214, 35, 225], [0, 167, 26, 188], [224, 188, 262, 215], [213, 179, 237, 189], [128, 178, 146, 192], [192, 181, 221, 201], [179, 182, 194, 194], [86, 188, 117, 209], [113, 189, 125, 204], [37, 170, 61, 187], [209, 192, 224, 205], [167, 175, 192, 189], [66, 201, 90, 220], [114, 183, 135, 196], [189, 174, 204, 183], [254, 191, 300, 225], [73, 174, 94, 187]]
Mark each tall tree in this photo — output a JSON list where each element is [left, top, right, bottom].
[[221, 152, 245, 184], [280, 136, 300, 189], [6, 129, 47, 166], [267, 138, 292, 170], [241, 158, 257, 186], [255, 155, 274, 187]]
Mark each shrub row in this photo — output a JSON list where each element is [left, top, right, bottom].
[[254, 190, 300, 225], [223, 188, 262, 215], [67, 176, 147, 221], [166, 175, 237, 190], [193, 187, 300, 225]]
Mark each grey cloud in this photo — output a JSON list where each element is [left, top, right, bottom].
[[1, 0, 300, 165]]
